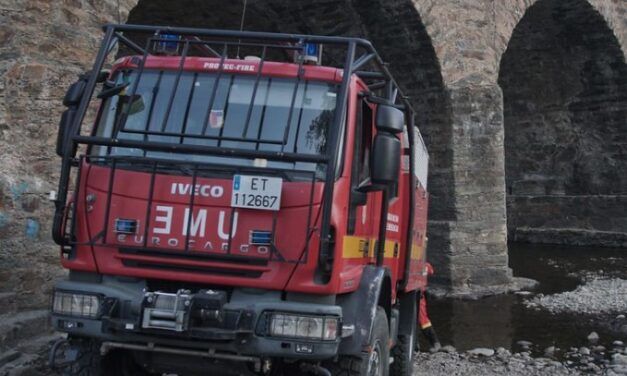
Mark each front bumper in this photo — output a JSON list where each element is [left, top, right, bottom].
[[51, 276, 342, 361]]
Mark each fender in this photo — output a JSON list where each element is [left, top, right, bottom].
[[337, 265, 391, 356]]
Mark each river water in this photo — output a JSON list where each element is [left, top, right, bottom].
[[427, 243, 627, 356]]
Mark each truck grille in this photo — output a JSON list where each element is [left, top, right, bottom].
[[119, 248, 268, 278]]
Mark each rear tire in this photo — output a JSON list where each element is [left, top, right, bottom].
[[389, 323, 415, 376], [390, 300, 416, 376], [327, 307, 389, 376]]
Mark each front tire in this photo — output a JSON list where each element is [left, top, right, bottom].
[[60, 339, 103, 376], [60, 339, 153, 376], [327, 307, 390, 376]]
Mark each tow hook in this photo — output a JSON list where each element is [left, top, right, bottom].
[[262, 358, 272, 374], [48, 338, 77, 370], [300, 363, 332, 376]]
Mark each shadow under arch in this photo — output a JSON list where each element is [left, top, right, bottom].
[[125, 0, 455, 283], [498, 0, 627, 246]]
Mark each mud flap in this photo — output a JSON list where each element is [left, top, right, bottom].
[[337, 265, 390, 356], [397, 290, 417, 335]]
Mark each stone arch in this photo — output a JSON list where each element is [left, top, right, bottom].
[[498, 0, 627, 246], [496, 0, 627, 65]]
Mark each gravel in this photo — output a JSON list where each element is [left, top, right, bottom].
[[525, 278, 627, 315], [7, 339, 627, 376], [413, 343, 627, 376], [413, 351, 578, 376]]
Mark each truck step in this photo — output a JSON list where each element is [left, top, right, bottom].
[[0, 310, 51, 353], [0, 293, 17, 316]]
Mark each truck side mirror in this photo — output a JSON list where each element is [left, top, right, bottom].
[[370, 133, 401, 186], [357, 104, 404, 192], [56, 109, 76, 157], [57, 78, 87, 157], [62, 80, 86, 107], [375, 104, 404, 134], [369, 104, 403, 186]]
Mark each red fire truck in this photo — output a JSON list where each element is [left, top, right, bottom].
[[49, 24, 430, 376]]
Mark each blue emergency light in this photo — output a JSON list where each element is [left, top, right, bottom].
[[154, 33, 181, 55], [301, 42, 322, 65], [305, 43, 318, 56]]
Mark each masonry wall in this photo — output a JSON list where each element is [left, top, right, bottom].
[[0, 0, 134, 313]]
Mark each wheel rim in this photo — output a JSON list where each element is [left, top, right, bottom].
[[367, 340, 382, 376]]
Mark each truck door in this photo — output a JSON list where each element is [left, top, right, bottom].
[[347, 95, 376, 258]]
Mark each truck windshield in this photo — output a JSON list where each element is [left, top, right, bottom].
[[92, 69, 338, 176]]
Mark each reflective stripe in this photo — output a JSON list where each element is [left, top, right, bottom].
[[342, 236, 398, 259]]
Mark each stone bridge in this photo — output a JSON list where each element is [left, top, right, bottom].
[[0, 0, 625, 317]]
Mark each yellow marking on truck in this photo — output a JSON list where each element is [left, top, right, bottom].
[[411, 243, 424, 260], [342, 236, 398, 259]]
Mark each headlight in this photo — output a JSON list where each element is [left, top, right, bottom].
[[270, 313, 338, 341], [52, 291, 100, 318]]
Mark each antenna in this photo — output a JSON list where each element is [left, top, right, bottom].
[[236, 0, 248, 59]]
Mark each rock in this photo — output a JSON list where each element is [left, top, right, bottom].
[[579, 347, 591, 355], [614, 341, 625, 347], [467, 348, 495, 357], [613, 354, 627, 365], [510, 277, 539, 292], [593, 345, 606, 352], [612, 366, 627, 375], [587, 331, 600, 343], [544, 346, 556, 357], [517, 340, 533, 347], [496, 347, 510, 357], [617, 315, 626, 320], [441, 345, 456, 354], [587, 363, 601, 373]]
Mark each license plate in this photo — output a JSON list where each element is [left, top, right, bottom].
[[231, 175, 282, 211]]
